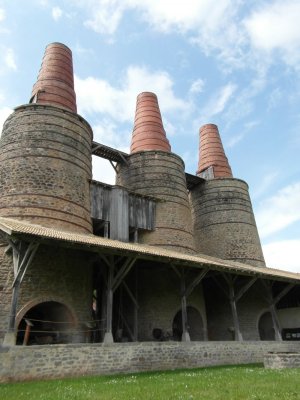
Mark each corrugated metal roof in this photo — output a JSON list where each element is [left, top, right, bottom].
[[0, 217, 299, 283]]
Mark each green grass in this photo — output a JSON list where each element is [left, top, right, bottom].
[[1, 364, 300, 400]]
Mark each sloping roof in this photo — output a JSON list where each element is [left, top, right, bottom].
[[0, 217, 299, 283]]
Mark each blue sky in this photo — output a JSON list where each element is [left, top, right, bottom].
[[0, 0, 299, 272]]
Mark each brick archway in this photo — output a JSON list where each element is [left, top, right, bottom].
[[16, 297, 78, 345]]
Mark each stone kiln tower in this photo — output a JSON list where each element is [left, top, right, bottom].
[[0, 42, 92, 233], [117, 92, 195, 254], [0, 43, 94, 345], [190, 124, 266, 267]]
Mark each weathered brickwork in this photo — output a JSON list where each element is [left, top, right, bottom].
[[117, 151, 195, 254], [264, 352, 300, 369], [136, 265, 207, 341], [1, 341, 300, 382], [0, 104, 93, 233], [0, 244, 93, 343], [190, 178, 265, 267], [0, 244, 14, 343], [204, 279, 268, 341]]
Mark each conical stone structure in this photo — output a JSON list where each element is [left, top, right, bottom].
[[190, 124, 265, 267], [0, 43, 92, 233], [130, 92, 171, 153], [197, 124, 232, 179], [117, 92, 195, 254], [31, 42, 77, 113]]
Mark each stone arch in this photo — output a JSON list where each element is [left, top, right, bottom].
[[16, 297, 77, 345], [258, 311, 275, 341], [172, 306, 204, 341]]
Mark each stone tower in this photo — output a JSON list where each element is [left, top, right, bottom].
[[0, 43, 94, 345], [190, 124, 266, 267], [117, 92, 195, 254], [0, 43, 92, 233]]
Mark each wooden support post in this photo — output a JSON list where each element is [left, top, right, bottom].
[[23, 319, 34, 346], [123, 280, 139, 341], [223, 274, 243, 341], [269, 303, 282, 341], [181, 274, 190, 342], [103, 258, 114, 343], [229, 295, 243, 341], [3, 241, 39, 346], [261, 280, 289, 341]]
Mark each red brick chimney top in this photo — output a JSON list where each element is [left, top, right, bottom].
[[130, 92, 171, 154], [197, 123, 233, 178], [30, 42, 77, 113]]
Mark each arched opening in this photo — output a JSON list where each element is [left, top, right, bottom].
[[258, 311, 275, 340], [172, 306, 204, 341], [17, 301, 75, 345]]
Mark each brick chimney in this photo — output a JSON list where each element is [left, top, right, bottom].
[[130, 92, 171, 153], [30, 42, 77, 113], [197, 123, 233, 178]]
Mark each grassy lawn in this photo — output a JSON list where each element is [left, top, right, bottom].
[[1, 364, 300, 400]]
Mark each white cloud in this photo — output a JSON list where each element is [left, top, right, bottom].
[[252, 171, 279, 200], [75, 66, 187, 122], [197, 83, 237, 124], [4, 48, 17, 71], [256, 182, 300, 238], [75, 0, 243, 67], [0, 107, 13, 133], [189, 78, 205, 95], [92, 156, 116, 184], [84, 0, 124, 35], [0, 8, 5, 21], [52, 6, 63, 21], [263, 240, 300, 273], [267, 87, 282, 111], [227, 120, 260, 148], [244, 1, 300, 67]]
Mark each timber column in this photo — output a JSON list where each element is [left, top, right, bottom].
[[117, 92, 195, 254], [190, 124, 265, 267]]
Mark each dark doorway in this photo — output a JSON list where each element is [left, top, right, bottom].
[[172, 306, 204, 341], [17, 301, 75, 345], [258, 312, 275, 340]]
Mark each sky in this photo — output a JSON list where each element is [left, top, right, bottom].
[[0, 0, 299, 272]]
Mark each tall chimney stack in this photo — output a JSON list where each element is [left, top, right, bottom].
[[117, 92, 195, 254], [197, 124, 232, 179], [30, 42, 77, 113], [130, 92, 171, 153]]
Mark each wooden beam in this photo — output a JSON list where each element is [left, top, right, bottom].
[[185, 268, 208, 299], [260, 280, 282, 341], [181, 274, 190, 342], [6, 241, 39, 336], [273, 283, 294, 305], [234, 277, 257, 303], [112, 257, 136, 292], [170, 263, 181, 278], [228, 282, 242, 341], [103, 259, 114, 343]]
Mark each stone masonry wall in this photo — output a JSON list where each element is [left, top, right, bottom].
[[0, 104, 93, 233], [1, 341, 300, 382], [136, 264, 207, 341], [204, 279, 268, 341], [264, 352, 300, 369], [190, 178, 265, 267], [117, 151, 195, 254], [0, 244, 93, 344]]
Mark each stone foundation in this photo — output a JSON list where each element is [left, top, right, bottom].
[[264, 352, 300, 369], [1, 341, 300, 382]]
